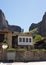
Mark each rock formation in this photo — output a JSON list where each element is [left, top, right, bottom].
[[0, 9, 22, 32], [8, 25, 21, 32], [29, 12, 46, 37]]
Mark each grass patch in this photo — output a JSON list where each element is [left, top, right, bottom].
[[17, 48, 27, 51], [7, 48, 27, 51], [7, 48, 16, 50]]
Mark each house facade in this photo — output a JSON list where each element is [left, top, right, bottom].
[[12, 33, 33, 50], [18, 34, 33, 45], [0, 30, 12, 48], [0, 30, 12, 60]]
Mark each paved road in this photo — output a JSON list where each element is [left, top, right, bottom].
[[0, 62, 46, 65]]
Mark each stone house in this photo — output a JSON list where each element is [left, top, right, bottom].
[[0, 30, 12, 48], [0, 30, 12, 60]]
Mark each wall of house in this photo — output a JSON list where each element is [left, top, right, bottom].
[[7, 32, 12, 48], [0, 32, 12, 48], [18, 36, 33, 45], [0, 32, 7, 59]]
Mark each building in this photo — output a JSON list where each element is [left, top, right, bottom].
[[0, 30, 33, 49], [12, 33, 33, 50], [0, 30, 12, 60]]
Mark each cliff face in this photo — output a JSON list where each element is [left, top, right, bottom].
[[29, 12, 46, 37], [29, 23, 38, 31], [38, 12, 46, 36], [8, 25, 21, 32], [0, 10, 8, 29], [0, 10, 22, 32]]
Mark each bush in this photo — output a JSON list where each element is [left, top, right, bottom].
[[34, 34, 44, 42]]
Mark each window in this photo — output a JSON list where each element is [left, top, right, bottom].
[[26, 38, 28, 42], [0, 34, 4, 42], [23, 38, 25, 42], [19, 38, 22, 42], [29, 38, 31, 42]]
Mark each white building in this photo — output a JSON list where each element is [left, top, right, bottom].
[[12, 33, 33, 49], [18, 34, 33, 45]]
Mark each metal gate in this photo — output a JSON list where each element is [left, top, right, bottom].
[[7, 51, 16, 61]]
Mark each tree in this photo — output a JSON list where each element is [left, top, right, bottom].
[[34, 34, 44, 42]]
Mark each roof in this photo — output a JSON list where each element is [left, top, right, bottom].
[[34, 38, 46, 46], [0, 30, 12, 33], [36, 38, 46, 43], [13, 32, 32, 37]]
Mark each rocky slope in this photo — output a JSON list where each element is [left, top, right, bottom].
[[29, 12, 46, 37], [0, 10, 22, 32]]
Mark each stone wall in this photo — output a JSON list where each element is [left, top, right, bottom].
[[16, 50, 46, 61], [6, 50, 46, 62], [23, 50, 46, 61], [16, 50, 25, 61]]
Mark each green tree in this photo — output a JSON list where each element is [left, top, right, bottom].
[[34, 34, 44, 42]]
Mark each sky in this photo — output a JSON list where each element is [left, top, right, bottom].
[[0, 0, 46, 32]]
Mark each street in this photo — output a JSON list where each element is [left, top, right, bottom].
[[0, 62, 46, 65]]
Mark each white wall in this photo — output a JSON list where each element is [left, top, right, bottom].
[[18, 36, 33, 45]]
